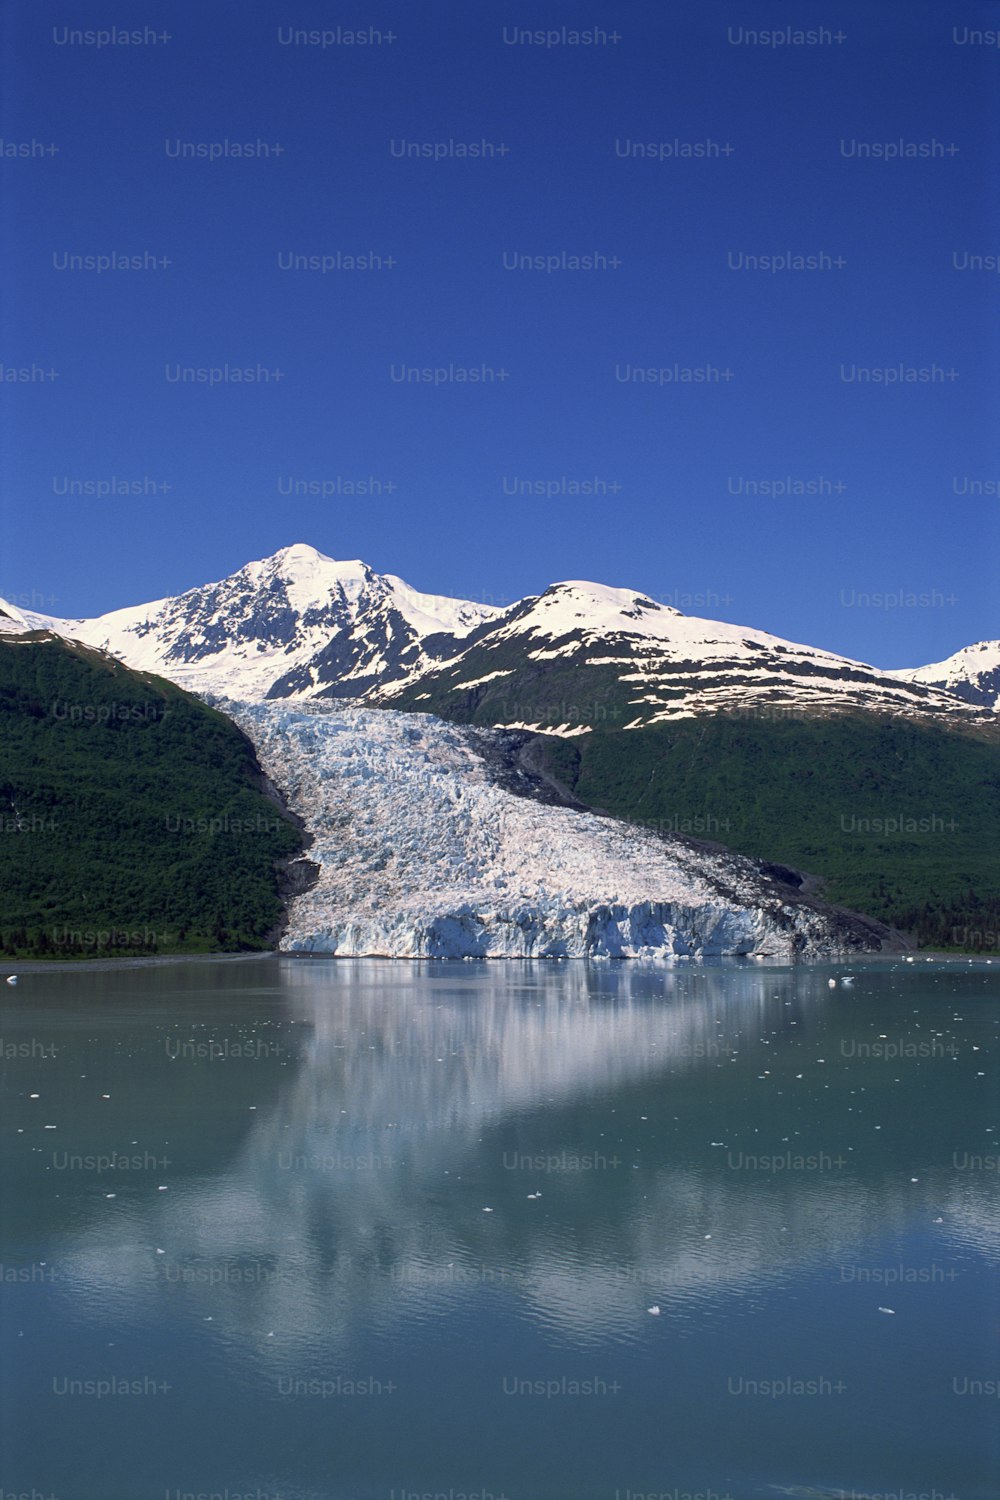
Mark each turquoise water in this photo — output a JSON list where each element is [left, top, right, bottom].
[[0, 956, 997, 1500]]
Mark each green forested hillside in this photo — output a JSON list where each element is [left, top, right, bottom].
[[0, 634, 303, 957], [537, 714, 1000, 951]]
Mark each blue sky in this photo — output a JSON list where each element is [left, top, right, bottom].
[[1, 0, 998, 667]]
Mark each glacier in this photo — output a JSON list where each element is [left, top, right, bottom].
[[225, 700, 898, 960]]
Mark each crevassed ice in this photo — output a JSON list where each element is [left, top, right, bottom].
[[226, 700, 886, 961]]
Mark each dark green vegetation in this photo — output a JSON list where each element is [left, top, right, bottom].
[[535, 714, 1000, 952], [0, 635, 303, 957], [390, 639, 641, 733], [386, 621, 961, 733]]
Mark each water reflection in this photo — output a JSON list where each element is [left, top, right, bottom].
[[42, 959, 997, 1359]]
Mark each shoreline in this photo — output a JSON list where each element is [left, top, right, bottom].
[[1, 949, 996, 975]]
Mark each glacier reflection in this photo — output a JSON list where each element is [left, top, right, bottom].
[[56, 959, 996, 1357]]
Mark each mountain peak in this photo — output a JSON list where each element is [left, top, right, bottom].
[[0, 594, 53, 637], [513, 579, 683, 640], [548, 579, 682, 617], [891, 637, 1000, 711], [263, 543, 370, 579], [0, 596, 27, 626], [272, 541, 327, 566]]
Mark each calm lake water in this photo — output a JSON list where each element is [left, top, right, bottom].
[[0, 956, 997, 1500]]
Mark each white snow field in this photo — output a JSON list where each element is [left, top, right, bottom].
[[0, 598, 49, 635], [226, 700, 892, 960], [889, 638, 1000, 711], [14, 544, 501, 702]]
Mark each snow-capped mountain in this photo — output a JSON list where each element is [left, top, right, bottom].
[[24, 544, 500, 701], [1, 544, 987, 730], [0, 596, 53, 636], [0, 603, 28, 636], [889, 639, 1000, 712], [385, 577, 983, 732], [224, 699, 898, 959]]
